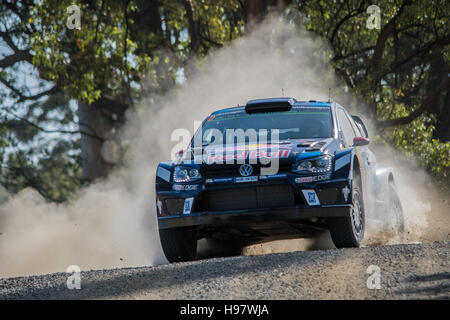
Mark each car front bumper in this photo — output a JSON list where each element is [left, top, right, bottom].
[[158, 204, 351, 229], [156, 175, 352, 230]]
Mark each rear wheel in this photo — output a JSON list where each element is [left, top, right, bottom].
[[159, 227, 197, 263], [329, 171, 365, 248]]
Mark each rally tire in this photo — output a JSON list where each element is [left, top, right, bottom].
[[159, 227, 197, 263], [329, 171, 365, 248]]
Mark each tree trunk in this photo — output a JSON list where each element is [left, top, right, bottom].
[[428, 54, 450, 142], [244, 0, 269, 32], [77, 97, 128, 182], [183, 0, 201, 54], [243, 0, 291, 33]]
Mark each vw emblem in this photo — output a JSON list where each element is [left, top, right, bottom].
[[239, 164, 253, 177]]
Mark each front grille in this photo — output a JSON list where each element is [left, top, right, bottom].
[[164, 198, 184, 215], [198, 185, 296, 211], [201, 163, 292, 178], [316, 188, 342, 204]]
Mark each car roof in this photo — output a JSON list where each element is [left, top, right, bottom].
[[211, 98, 332, 116]]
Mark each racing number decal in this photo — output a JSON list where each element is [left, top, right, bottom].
[[183, 197, 194, 214], [302, 189, 320, 206]]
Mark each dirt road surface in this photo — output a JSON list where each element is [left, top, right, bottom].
[[1, 241, 448, 300]]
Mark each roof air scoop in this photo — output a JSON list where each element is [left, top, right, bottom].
[[245, 98, 296, 113]]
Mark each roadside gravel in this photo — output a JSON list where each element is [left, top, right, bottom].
[[1, 241, 448, 299]]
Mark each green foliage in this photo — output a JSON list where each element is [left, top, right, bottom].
[[1, 142, 82, 202], [30, 0, 245, 104], [0, 93, 82, 202], [31, 0, 136, 104], [377, 102, 450, 185]]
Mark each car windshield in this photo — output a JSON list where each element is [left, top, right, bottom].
[[192, 107, 333, 147]]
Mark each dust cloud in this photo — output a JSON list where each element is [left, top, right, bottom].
[[0, 17, 447, 277], [365, 144, 449, 245]]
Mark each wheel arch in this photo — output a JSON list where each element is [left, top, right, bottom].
[[373, 164, 395, 202], [352, 153, 361, 175]]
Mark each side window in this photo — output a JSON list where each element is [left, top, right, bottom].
[[337, 108, 357, 147]]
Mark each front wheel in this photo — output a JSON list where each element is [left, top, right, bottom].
[[159, 227, 197, 263], [329, 172, 365, 248]]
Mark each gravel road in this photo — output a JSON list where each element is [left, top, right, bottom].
[[1, 241, 448, 300]]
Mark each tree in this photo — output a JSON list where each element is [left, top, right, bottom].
[[295, 0, 450, 183], [0, 0, 83, 201], [296, 0, 449, 129], [0, 0, 246, 198]]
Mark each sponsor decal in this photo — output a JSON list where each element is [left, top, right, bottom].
[[249, 149, 290, 159], [204, 151, 248, 163], [239, 164, 253, 176], [235, 176, 258, 183], [205, 177, 233, 184], [259, 173, 287, 180], [302, 189, 320, 206], [183, 197, 194, 214], [295, 174, 330, 183], [172, 184, 198, 191], [315, 174, 329, 181], [204, 149, 291, 164], [209, 143, 291, 153]]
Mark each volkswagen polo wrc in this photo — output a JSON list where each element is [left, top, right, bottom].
[[155, 98, 404, 262]]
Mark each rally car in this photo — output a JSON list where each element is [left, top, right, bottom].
[[155, 98, 404, 262]]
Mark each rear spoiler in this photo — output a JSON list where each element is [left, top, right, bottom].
[[245, 98, 296, 113]]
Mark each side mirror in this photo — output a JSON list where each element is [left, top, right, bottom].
[[174, 150, 184, 164], [352, 115, 369, 138], [353, 136, 370, 147], [176, 150, 184, 157]]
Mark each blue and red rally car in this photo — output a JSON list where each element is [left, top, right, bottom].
[[155, 98, 404, 262]]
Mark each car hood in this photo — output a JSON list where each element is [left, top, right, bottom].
[[181, 138, 334, 167]]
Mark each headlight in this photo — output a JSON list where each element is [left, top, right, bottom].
[[294, 155, 332, 173], [173, 166, 202, 183]]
